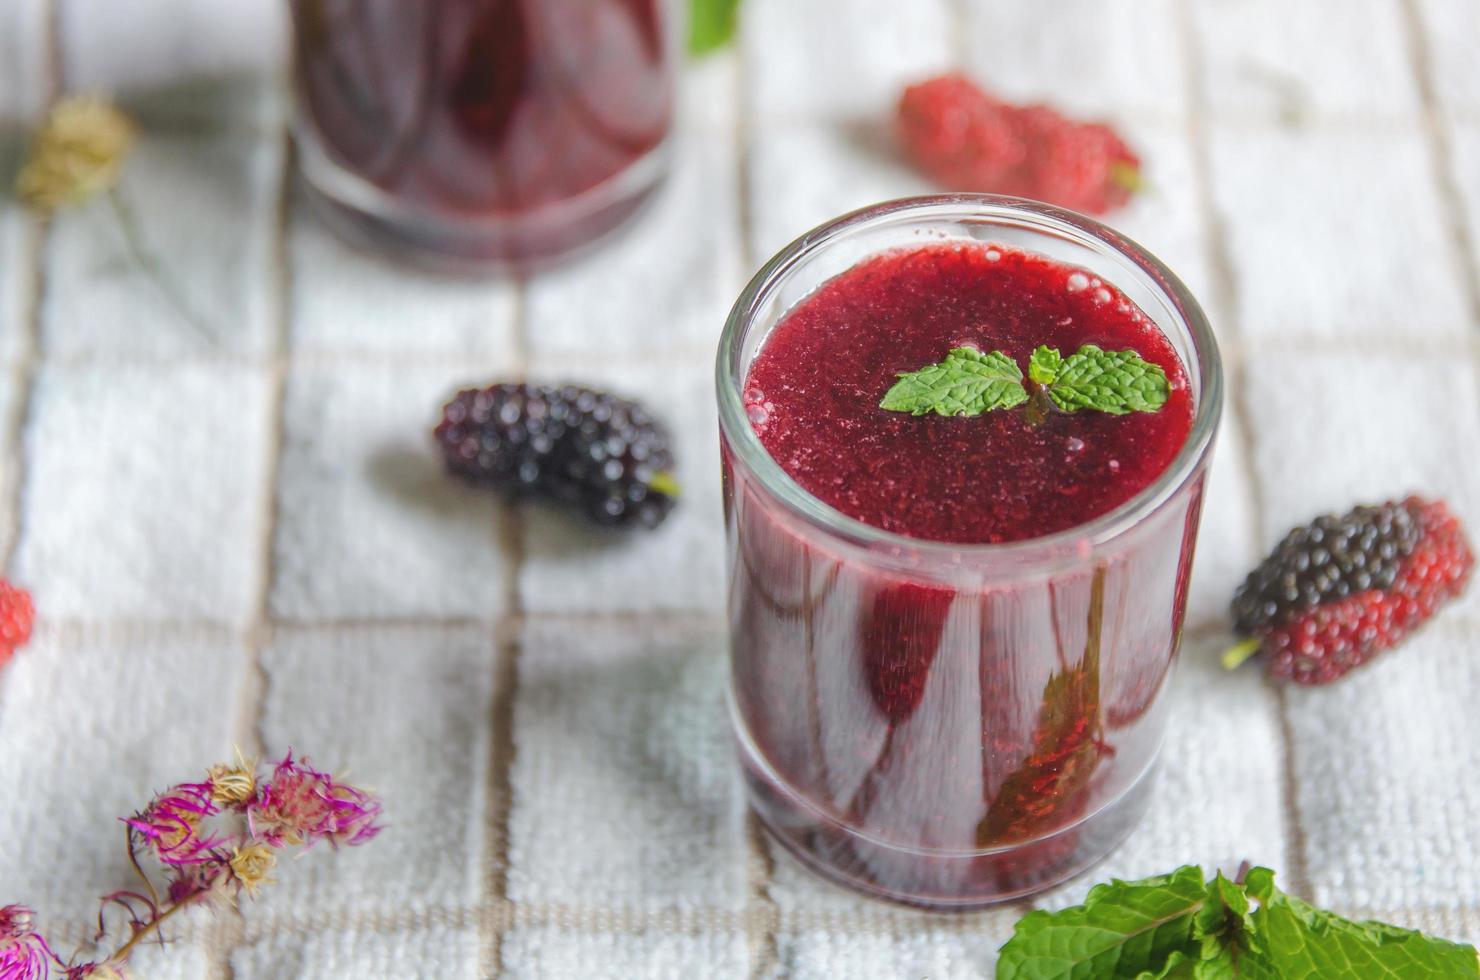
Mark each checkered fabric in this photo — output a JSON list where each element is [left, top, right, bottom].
[[2, 1, 1479, 977]]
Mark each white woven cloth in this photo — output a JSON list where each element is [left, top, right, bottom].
[[2, 1, 1479, 977]]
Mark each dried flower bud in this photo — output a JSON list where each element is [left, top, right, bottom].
[[0, 905, 35, 939], [124, 783, 224, 866], [206, 763, 256, 809], [164, 859, 230, 910], [247, 753, 382, 849], [228, 844, 276, 897], [1, 905, 56, 980], [15, 96, 135, 212]]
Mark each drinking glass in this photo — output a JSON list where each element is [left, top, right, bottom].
[[716, 195, 1222, 908]]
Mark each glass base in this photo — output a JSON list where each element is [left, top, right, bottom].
[[294, 133, 671, 276], [739, 737, 1157, 911]]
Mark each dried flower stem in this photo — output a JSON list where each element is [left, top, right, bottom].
[[123, 826, 159, 910], [105, 187, 216, 342], [3, 751, 380, 980], [104, 899, 184, 968]]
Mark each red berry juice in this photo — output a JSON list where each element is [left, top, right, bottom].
[[722, 237, 1211, 907], [291, 0, 673, 268], [745, 244, 1192, 544]]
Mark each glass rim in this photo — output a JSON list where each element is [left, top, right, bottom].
[[715, 193, 1224, 569]]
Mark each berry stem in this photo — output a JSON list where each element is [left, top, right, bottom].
[[1023, 385, 1056, 428], [1220, 637, 1262, 671], [648, 470, 681, 498], [1109, 161, 1143, 194]]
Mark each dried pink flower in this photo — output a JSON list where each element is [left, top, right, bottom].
[[1, 904, 57, 980], [123, 783, 224, 866], [246, 753, 381, 849], [0, 906, 35, 940], [162, 855, 233, 910], [7, 749, 381, 980]]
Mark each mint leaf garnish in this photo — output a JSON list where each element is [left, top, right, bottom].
[[995, 865, 1209, 979], [1028, 345, 1063, 386], [1045, 344, 1171, 415], [689, 0, 741, 54], [879, 346, 1028, 417], [995, 866, 1480, 980], [881, 344, 1170, 419]]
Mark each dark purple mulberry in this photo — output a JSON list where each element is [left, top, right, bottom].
[[1225, 497, 1473, 685], [434, 383, 678, 529], [1230, 500, 1420, 634]]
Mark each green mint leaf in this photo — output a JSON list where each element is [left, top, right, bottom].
[[1155, 873, 1254, 979], [880, 346, 1027, 417], [995, 865, 1208, 979], [1047, 344, 1171, 415], [997, 866, 1480, 980], [1193, 873, 1253, 959], [1027, 345, 1062, 386], [1144, 949, 1236, 979], [689, 0, 740, 54], [1240, 867, 1480, 979]]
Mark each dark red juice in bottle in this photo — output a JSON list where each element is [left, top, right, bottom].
[[291, 0, 673, 269]]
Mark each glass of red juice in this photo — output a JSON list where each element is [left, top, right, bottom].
[[716, 195, 1222, 909], [289, 0, 675, 272]]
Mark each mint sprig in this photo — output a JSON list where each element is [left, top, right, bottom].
[[880, 344, 1170, 418], [1241, 867, 1478, 978], [995, 866, 1480, 979], [879, 346, 1029, 417], [1041, 344, 1171, 415], [1027, 345, 1063, 386]]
